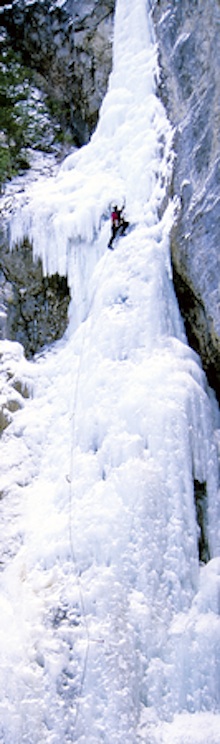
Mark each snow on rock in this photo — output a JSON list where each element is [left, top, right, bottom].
[[0, 0, 219, 743]]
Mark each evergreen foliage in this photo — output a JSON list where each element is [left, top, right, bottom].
[[0, 41, 60, 190], [0, 44, 31, 186]]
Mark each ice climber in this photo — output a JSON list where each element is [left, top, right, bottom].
[[108, 204, 129, 248]]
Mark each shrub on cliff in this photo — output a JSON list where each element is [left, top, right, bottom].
[[0, 41, 60, 190]]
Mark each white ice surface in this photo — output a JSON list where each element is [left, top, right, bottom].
[[0, 1, 220, 742]]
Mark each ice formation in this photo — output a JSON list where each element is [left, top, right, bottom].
[[0, 0, 220, 742]]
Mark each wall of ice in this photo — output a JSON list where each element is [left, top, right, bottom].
[[0, 0, 220, 742]]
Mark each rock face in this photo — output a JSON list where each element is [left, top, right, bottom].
[[152, 0, 220, 401], [0, 0, 114, 356], [1, 0, 115, 146], [0, 235, 70, 356]]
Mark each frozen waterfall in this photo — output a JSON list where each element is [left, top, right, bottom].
[[0, 0, 220, 743]]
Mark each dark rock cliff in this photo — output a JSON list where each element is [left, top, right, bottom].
[[0, 0, 115, 353], [152, 0, 220, 401], [0, 230, 70, 357], [1, 0, 115, 146]]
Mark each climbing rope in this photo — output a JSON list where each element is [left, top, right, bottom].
[[65, 226, 141, 734], [66, 244, 109, 729]]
